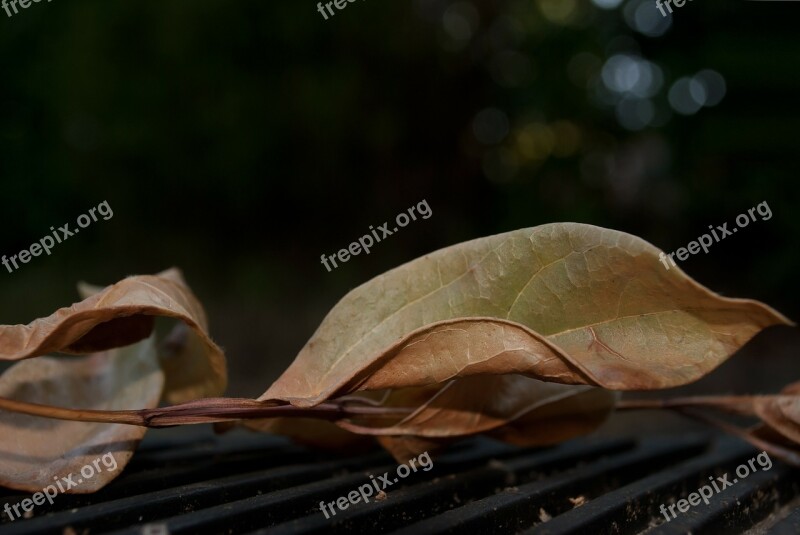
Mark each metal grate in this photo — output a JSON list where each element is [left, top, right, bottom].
[[1, 430, 798, 534]]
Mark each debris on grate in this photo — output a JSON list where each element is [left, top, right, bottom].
[[568, 496, 587, 508], [538, 508, 552, 523]]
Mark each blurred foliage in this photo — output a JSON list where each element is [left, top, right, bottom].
[[0, 0, 798, 395]]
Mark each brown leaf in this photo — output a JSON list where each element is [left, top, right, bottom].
[[245, 417, 376, 452], [261, 224, 788, 407], [0, 336, 163, 492], [487, 383, 618, 447], [342, 377, 617, 460], [0, 268, 227, 402], [255, 223, 795, 455], [779, 381, 800, 396], [620, 383, 800, 467], [336, 376, 616, 440], [754, 382, 800, 444]]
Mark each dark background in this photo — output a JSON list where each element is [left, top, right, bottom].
[[0, 0, 797, 407]]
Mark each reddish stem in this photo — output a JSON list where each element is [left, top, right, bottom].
[[0, 396, 414, 427]]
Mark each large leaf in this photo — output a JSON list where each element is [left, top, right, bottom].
[[249, 223, 789, 458], [262, 223, 789, 408]]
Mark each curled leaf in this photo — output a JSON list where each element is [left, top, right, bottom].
[[262, 223, 789, 406], [249, 223, 790, 457], [0, 268, 227, 402], [0, 269, 227, 492]]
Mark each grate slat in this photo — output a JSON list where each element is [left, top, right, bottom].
[[250, 439, 635, 535], [0, 453, 390, 535], [645, 460, 800, 535], [0, 431, 797, 535], [523, 438, 760, 535], [767, 507, 800, 534], [387, 436, 709, 535]]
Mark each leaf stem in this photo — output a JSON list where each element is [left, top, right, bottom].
[[0, 396, 415, 427], [674, 407, 800, 467], [617, 395, 757, 416], [0, 396, 145, 425]]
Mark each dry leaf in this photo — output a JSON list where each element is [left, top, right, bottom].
[[0, 269, 226, 492], [251, 224, 788, 455], [755, 397, 800, 444], [248, 418, 376, 452], [335, 376, 616, 439], [752, 381, 800, 448], [487, 382, 618, 447], [620, 382, 800, 466], [0, 336, 163, 492], [262, 224, 789, 408], [347, 377, 618, 459], [0, 268, 226, 402]]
